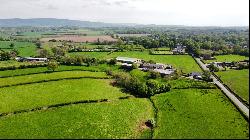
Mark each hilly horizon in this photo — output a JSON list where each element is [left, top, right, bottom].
[[0, 18, 248, 28]]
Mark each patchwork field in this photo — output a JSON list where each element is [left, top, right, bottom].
[[0, 98, 154, 139], [0, 63, 248, 138], [151, 89, 249, 139], [69, 51, 202, 73], [40, 35, 117, 43], [204, 55, 249, 63], [215, 69, 249, 103]]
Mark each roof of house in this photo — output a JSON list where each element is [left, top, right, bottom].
[[190, 72, 202, 76], [116, 57, 140, 62], [153, 69, 175, 75]]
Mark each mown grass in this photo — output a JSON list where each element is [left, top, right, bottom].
[[204, 55, 249, 63], [69, 51, 201, 73], [0, 78, 127, 113], [151, 89, 249, 139], [215, 69, 249, 103], [0, 41, 37, 56], [0, 98, 154, 139], [0, 71, 108, 87]]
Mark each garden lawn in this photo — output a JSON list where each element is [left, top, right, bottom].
[[69, 51, 201, 73], [0, 98, 154, 139], [151, 89, 249, 139], [204, 55, 249, 63], [215, 69, 249, 103], [0, 78, 127, 113]]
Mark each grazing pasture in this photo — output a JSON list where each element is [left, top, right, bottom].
[[204, 55, 249, 63], [0, 71, 108, 87], [0, 78, 127, 113], [0, 98, 154, 139], [151, 89, 249, 139], [215, 69, 249, 103], [0, 41, 37, 56], [40, 35, 117, 43]]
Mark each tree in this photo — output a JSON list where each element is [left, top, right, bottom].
[[202, 70, 212, 82], [9, 43, 15, 48], [148, 70, 161, 79], [47, 60, 59, 71], [51, 47, 66, 59], [208, 64, 219, 72], [0, 51, 11, 61], [35, 42, 42, 49], [38, 48, 52, 58]]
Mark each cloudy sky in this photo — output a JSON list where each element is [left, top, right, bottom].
[[0, 0, 248, 26]]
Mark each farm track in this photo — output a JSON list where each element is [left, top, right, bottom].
[[0, 96, 133, 118], [0, 76, 110, 88]]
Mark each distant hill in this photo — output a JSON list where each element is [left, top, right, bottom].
[[0, 18, 139, 27]]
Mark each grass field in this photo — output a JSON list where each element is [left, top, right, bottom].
[[0, 64, 120, 77], [0, 60, 35, 68], [151, 89, 249, 139], [0, 41, 37, 56], [204, 55, 249, 63], [216, 69, 249, 103], [69, 51, 202, 73], [0, 78, 127, 113], [0, 71, 108, 87], [0, 98, 154, 139]]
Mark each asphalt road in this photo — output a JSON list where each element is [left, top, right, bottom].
[[195, 57, 249, 119]]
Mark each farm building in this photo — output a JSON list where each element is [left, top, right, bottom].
[[139, 63, 172, 70], [172, 44, 186, 54], [116, 57, 142, 64], [189, 72, 202, 79], [16, 57, 48, 62], [153, 69, 175, 75]]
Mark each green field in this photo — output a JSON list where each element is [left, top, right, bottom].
[[0, 71, 108, 87], [0, 78, 127, 113], [69, 51, 202, 73], [0, 60, 34, 68], [204, 55, 249, 63], [0, 98, 154, 139], [216, 69, 249, 103], [151, 89, 249, 139], [0, 41, 37, 56]]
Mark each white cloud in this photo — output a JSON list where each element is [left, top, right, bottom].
[[0, 0, 248, 26]]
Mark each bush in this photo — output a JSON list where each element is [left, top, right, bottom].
[[113, 72, 170, 98]]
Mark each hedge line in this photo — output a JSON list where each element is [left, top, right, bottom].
[[0, 63, 47, 71]]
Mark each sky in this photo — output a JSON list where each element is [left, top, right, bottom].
[[0, 0, 249, 26]]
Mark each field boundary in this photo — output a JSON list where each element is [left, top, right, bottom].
[[0, 96, 133, 118], [0, 68, 103, 78], [148, 98, 158, 139], [0, 76, 110, 88]]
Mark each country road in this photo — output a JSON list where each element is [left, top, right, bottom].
[[194, 57, 249, 119]]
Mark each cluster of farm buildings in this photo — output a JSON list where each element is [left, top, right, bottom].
[[116, 56, 175, 76]]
